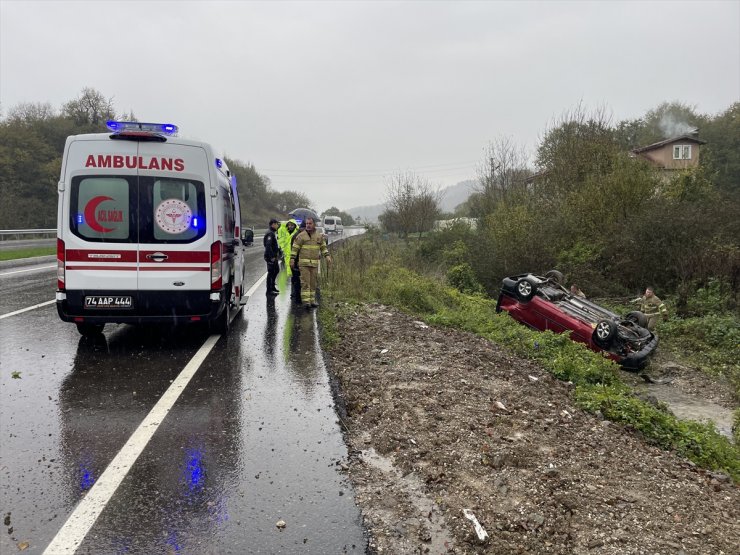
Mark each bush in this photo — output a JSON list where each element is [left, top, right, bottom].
[[323, 235, 740, 480], [446, 263, 484, 294]]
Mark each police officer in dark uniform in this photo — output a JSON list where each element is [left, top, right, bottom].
[[264, 218, 280, 296]]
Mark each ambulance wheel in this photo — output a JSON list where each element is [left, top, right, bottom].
[[212, 299, 231, 335], [76, 323, 105, 336]]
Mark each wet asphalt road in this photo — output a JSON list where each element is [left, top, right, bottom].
[[0, 229, 366, 554]]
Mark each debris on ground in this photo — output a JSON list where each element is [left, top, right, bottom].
[[325, 303, 739, 554]]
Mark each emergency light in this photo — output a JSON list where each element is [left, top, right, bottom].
[[106, 120, 178, 136]]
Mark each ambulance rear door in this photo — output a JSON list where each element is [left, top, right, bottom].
[[64, 139, 139, 294], [135, 142, 212, 295]]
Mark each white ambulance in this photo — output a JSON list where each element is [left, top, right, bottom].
[[56, 121, 247, 336]]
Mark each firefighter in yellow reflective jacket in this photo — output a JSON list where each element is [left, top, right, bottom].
[[277, 219, 299, 276], [290, 217, 331, 309], [632, 287, 668, 330]]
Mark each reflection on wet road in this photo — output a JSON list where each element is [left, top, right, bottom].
[[0, 230, 366, 554]]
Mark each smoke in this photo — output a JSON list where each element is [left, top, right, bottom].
[[659, 114, 696, 138]]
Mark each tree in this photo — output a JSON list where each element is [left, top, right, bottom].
[[699, 102, 740, 193], [61, 87, 115, 128], [321, 206, 355, 226], [639, 101, 704, 145], [380, 171, 441, 237], [473, 136, 531, 217], [269, 190, 313, 214], [533, 103, 622, 217]]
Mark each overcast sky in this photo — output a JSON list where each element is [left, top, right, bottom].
[[1, 0, 738, 212]]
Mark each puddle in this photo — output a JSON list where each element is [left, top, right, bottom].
[[361, 447, 457, 552], [642, 383, 735, 440]]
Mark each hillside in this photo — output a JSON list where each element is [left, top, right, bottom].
[[348, 179, 476, 223]]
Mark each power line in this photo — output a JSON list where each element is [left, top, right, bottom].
[[260, 160, 479, 176]]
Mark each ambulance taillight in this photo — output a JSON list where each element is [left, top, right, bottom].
[[210, 241, 222, 290], [57, 238, 65, 291]]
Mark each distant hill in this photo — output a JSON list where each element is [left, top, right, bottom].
[[346, 203, 387, 224], [439, 179, 476, 213], [347, 179, 477, 223]]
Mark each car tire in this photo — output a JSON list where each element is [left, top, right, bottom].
[[76, 323, 105, 336], [625, 311, 648, 328], [593, 319, 616, 347], [545, 270, 564, 285], [515, 277, 537, 302]]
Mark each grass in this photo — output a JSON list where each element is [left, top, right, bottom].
[[322, 235, 740, 481], [0, 247, 55, 261]]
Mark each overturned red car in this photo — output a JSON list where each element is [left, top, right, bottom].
[[496, 272, 658, 370]]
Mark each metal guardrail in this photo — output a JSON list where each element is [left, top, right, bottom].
[[0, 229, 56, 240]]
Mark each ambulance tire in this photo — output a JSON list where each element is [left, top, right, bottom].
[[76, 323, 105, 336], [212, 283, 232, 335]]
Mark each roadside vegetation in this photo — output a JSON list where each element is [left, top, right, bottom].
[[321, 234, 740, 480], [0, 87, 337, 228], [322, 100, 739, 478], [0, 246, 55, 261]]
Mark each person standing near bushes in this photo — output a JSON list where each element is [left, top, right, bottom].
[[290, 217, 331, 308], [263, 218, 281, 296], [633, 286, 668, 330]]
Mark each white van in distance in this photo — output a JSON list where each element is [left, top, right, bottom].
[[56, 121, 247, 336], [323, 215, 343, 234]]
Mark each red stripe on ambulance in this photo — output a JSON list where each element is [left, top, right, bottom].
[[138, 251, 210, 263]]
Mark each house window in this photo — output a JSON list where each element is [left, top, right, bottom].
[[673, 145, 692, 160]]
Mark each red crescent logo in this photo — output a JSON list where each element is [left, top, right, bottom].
[[84, 196, 115, 233]]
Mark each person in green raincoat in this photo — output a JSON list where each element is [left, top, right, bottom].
[[277, 219, 299, 275]]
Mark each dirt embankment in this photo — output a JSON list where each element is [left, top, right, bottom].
[[325, 304, 738, 555]]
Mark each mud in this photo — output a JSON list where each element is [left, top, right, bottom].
[[324, 303, 738, 554]]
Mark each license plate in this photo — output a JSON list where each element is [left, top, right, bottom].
[[84, 296, 133, 309]]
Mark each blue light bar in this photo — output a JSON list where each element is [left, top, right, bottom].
[[215, 158, 223, 168], [106, 120, 178, 135]]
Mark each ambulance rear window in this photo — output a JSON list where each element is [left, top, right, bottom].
[[139, 177, 206, 243], [71, 177, 132, 242]]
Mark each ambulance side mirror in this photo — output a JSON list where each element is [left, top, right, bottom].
[[241, 228, 254, 246]]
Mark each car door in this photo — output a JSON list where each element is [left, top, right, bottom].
[[136, 142, 212, 294], [64, 139, 139, 296]]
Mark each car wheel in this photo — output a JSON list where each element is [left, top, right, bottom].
[[76, 323, 105, 336], [593, 319, 616, 347], [625, 311, 648, 328], [515, 277, 537, 302], [545, 270, 564, 285]]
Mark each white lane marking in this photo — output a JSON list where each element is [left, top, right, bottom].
[[43, 333, 221, 555], [0, 264, 56, 277], [244, 271, 268, 298], [0, 300, 55, 320]]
